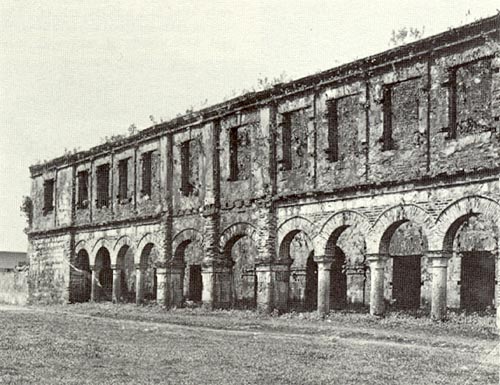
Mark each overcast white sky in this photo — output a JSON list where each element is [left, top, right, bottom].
[[0, 1, 498, 252]]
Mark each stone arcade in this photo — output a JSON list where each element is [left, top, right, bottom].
[[27, 16, 500, 324]]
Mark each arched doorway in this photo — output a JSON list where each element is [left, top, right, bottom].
[[72, 249, 91, 302], [281, 230, 315, 311], [139, 243, 158, 302], [387, 221, 426, 309], [95, 247, 112, 301], [174, 239, 204, 303], [116, 245, 136, 303], [224, 235, 258, 309], [455, 215, 497, 311]]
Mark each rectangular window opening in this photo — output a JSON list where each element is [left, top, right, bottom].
[[382, 85, 394, 151], [43, 179, 55, 214], [447, 69, 457, 139], [180, 141, 192, 196], [77, 170, 89, 209], [281, 113, 292, 170], [229, 127, 239, 180], [326, 99, 339, 162], [96, 164, 110, 208], [141, 152, 152, 197], [118, 158, 128, 202]]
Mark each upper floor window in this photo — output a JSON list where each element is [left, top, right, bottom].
[[381, 78, 420, 151], [141, 151, 153, 197], [118, 158, 129, 202], [280, 109, 307, 171], [180, 140, 193, 196], [228, 125, 251, 181], [77, 170, 89, 209], [326, 99, 339, 162], [446, 58, 493, 139], [96, 164, 110, 208], [43, 179, 55, 215]]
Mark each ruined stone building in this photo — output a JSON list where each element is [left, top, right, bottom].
[[27, 16, 500, 322]]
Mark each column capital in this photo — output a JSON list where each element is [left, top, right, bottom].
[[425, 250, 452, 260], [365, 253, 389, 263], [110, 264, 120, 270], [314, 255, 334, 264], [134, 263, 142, 270], [156, 267, 167, 275]]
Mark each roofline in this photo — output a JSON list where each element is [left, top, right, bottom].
[[29, 13, 499, 175]]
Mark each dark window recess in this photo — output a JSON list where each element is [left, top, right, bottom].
[[281, 113, 292, 170], [96, 164, 110, 208], [180, 141, 192, 196], [141, 152, 152, 197], [77, 170, 89, 209], [326, 99, 339, 162], [229, 127, 239, 180], [447, 69, 458, 139], [43, 179, 55, 214], [382, 85, 394, 150], [118, 159, 128, 201]]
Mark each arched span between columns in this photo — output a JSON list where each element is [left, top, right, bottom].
[[314, 210, 370, 256], [137, 233, 162, 265], [172, 228, 204, 262], [277, 216, 315, 259], [74, 240, 88, 256], [112, 235, 136, 265], [431, 195, 500, 251], [366, 204, 434, 255], [219, 222, 258, 255], [90, 238, 112, 266]]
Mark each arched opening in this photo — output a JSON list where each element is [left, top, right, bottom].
[[72, 249, 91, 302], [451, 215, 497, 312], [281, 230, 314, 311], [116, 245, 136, 303], [224, 234, 258, 309], [383, 221, 426, 310], [322, 220, 368, 309], [139, 243, 158, 302], [174, 239, 204, 303], [95, 247, 112, 301]]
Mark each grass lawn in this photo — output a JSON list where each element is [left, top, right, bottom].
[[0, 304, 497, 384]]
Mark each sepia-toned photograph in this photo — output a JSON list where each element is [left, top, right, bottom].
[[0, 1, 499, 384]]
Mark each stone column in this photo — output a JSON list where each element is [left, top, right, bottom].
[[90, 266, 99, 302], [255, 263, 273, 313], [271, 260, 291, 313], [203, 260, 232, 309], [201, 263, 215, 309], [367, 253, 388, 316], [156, 266, 167, 306], [111, 265, 121, 303], [315, 256, 333, 315], [428, 251, 450, 321], [135, 264, 144, 305]]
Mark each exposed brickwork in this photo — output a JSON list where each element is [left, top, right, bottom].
[[26, 16, 500, 321]]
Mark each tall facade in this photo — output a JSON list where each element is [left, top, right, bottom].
[[27, 16, 500, 322]]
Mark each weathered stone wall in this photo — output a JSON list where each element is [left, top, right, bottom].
[[0, 267, 28, 305]]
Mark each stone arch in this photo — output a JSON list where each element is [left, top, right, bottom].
[[90, 238, 112, 266], [314, 210, 371, 257], [432, 195, 500, 252], [366, 204, 434, 255], [172, 228, 204, 262], [113, 236, 136, 265], [277, 216, 315, 258], [219, 222, 258, 255], [137, 233, 162, 265], [75, 240, 88, 256]]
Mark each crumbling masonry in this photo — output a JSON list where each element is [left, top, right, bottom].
[[27, 16, 500, 323]]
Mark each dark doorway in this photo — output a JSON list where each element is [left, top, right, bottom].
[[305, 252, 317, 311], [188, 264, 203, 302], [460, 251, 495, 311], [73, 250, 91, 303], [392, 255, 421, 309], [96, 249, 113, 301], [330, 247, 347, 309]]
